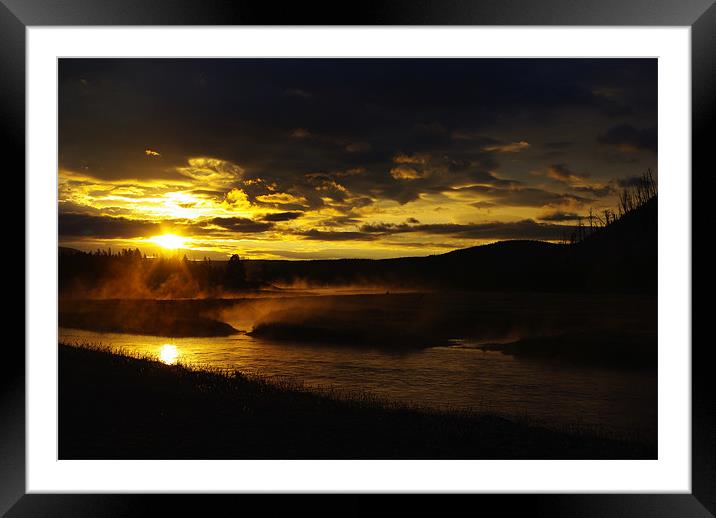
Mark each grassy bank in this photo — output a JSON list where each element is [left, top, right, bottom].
[[59, 344, 655, 459]]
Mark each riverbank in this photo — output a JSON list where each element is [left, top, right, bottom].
[[59, 343, 655, 459], [59, 299, 239, 337]]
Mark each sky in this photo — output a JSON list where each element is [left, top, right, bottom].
[[58, 59, 657, 260]]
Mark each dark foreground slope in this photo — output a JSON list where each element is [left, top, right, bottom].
[[59, 344, 655, 459]]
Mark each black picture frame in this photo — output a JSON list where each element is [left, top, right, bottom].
[[5, 1, 709, 515]]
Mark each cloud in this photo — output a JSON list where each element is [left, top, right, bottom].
[[536, 143, 572, 159], [543, 141, 573, 149], [317, 215, 362, 228], [222, 188, 253, 210], [255, 192, 309, 206], [60, 212, 279, 241], [178, 157, 244, 188], [455, 185, 591, 209], [450, 131, 497, 143], [290, 128, 312, 139], [358, 219, 574, 241], [393, 153, 430, 165], [538, 211, 583, 222], [617, 175, 657, 188], [315, 180, 350, 202], [572, 185, 614, 197], [207, 217, 273, 233], [603, 151, 640, 164], [546, 163, 590, 184], [598, 124, 657, 153], [305, 168, 366, 183], [482, 141, 530, 153], [260, 211, 304, 222], [390, 166, 426, 181], [299, 230, 378, 241], [59, 213, 165, 238], [345, 142, 371, 153]]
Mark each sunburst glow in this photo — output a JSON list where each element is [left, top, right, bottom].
[[150, 234, 187, 250], [158, 344, 179, 365]]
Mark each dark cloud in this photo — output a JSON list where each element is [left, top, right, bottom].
[[320, 215, 363, 227], [359, 220, 574, 241], [543, 141, 573, 149], [59, 213, 164, 238], [456, 185, 591, 209], [603, 151, 640, 164], [536, 150, 567, 159], [208, 217, 274, 233], [546, 163, 589, 184], [59, 59, 657, 206], [538, 212, 583, 222], [59, 213, 277, 240], [573, 185, 614, 197], [260, 211, 304, 222], [598, 124, 657, 153], [617, 175, 648, 188], [299, 230, 378, 241]]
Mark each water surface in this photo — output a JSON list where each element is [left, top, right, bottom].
[[59, 326, 656, 438]]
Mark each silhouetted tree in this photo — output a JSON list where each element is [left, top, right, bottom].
[[224, 254, 247, 290]]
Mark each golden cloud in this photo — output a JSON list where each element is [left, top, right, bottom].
[[482, 141, 530, 153], [177, 157, 244, 188], [390, 166, 425, 181], [222, 188, 253, 210], [256, 192, 309, 205], [393, 153, 430, 165]]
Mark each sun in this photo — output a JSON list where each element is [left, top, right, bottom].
[[158, 344, 179, 365], [150, 233, 187, 250]]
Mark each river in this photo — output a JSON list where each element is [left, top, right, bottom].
[[59, 325, 656, 439]]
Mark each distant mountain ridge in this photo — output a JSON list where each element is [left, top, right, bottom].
[[244, 198, 656, 294]]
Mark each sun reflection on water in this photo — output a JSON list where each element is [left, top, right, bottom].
[[159, 344, 179, 365]]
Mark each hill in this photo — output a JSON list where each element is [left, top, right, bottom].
[[244, 198, 657, 294]]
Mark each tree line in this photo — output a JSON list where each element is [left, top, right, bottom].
[[59, 250, 251, 298], [564, 168, 657, 245]]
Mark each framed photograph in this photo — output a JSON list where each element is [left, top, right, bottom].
[[6, 0, 709, 515]]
